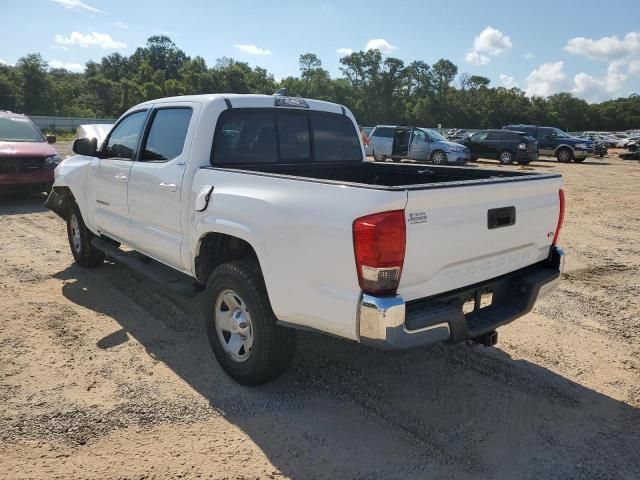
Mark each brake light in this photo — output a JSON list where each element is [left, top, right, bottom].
[[353, 210, 406, 294], [552, 189, 565, 246]]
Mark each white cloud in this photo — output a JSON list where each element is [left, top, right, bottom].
[[571, 60, 633, 102], [336, 48, 353, 55], [466, 26, 512, 65], [564, 32, 640, 60], [110, 21, 128, 29], [51, 0, 102, 13], [54, 32, 126, 50], [499, 74, 518, 89], [0, 58, 7, 65], [525, 61, 567, 97], [365, 39, 397, 54], [233, 44, 272, 56], [49, 60, 85, 72]]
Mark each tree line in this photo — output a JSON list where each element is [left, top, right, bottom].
[[0, 35, 638, 131]]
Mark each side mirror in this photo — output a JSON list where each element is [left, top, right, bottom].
[[72, 137, 99, 157], [46, 135, 56, 144]]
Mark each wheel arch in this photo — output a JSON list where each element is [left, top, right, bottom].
[[553, 144, 575, 155], [194, 230, 265, 287]]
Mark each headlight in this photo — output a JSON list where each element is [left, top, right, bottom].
[[575, 143, 587, 149], [447, 146, 462, 153], [518, 143, 527, 150], [44, 154, 62, 165]]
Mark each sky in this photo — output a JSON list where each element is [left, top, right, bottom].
[[1, 0, 639, 103]]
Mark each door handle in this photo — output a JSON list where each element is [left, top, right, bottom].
[[114, 174, 128, 182], [159, 182, 177, 192]]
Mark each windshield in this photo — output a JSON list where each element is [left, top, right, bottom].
[[420, 128, 446, 141], [0, 117, 45, 142], [552, 128, 570, 138]]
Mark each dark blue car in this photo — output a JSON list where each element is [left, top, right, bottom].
[[504, 125, 594, 163]]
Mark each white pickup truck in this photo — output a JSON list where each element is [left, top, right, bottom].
[[46, 94, 565, 385]]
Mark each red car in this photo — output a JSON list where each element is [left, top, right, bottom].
[[0, 111, 61, 193]]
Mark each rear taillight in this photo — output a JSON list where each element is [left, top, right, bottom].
[[353, 210, 406, 294], [552, 189, 565, 246]]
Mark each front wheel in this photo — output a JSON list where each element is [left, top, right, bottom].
[[499, 150, 515, 164], [556, 148, 573, 163], [430, 150, 447, 165], [66, 203, 105, 268], [204, 260, 296, 386]]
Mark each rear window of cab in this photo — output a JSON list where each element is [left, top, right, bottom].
[[211, 109, 362, 165]]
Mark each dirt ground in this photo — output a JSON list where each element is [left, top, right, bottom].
[[1, 143, 639, 479]]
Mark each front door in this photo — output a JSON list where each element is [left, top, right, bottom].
[[89, 110, 148, 241], [537, 127, 556, 155], [467, 131, 490, 159], [127, 105, 195, 268]]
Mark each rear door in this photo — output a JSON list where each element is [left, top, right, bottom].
[[484, 131, 505, 158], [400, 176, 562, 301], [370, 127, 393, 157], [89, 109, 148, 241], [127, 104, 197, 268]]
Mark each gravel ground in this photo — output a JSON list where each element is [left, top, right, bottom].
[[0, 143, 639, 479]]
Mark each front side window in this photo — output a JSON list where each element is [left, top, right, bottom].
[[471, 131, 489, 142], [142, 108, 192, 162], [104, 110, 147, 159], [0, 117, 45, 142], [411, 129, 426, 142], [423, 128, 445, 141]]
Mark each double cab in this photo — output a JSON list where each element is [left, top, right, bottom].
[[46, 94, 565, 385]]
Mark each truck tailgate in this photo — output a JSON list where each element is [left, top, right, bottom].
[[400, 176, 563, 301]]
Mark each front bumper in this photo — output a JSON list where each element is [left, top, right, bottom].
[[573, 148, 593, 159], [446, 150, 470, 164], [516, 150, 539, 163], [358, 247, 565, 349], [0, 170, 54, 187]]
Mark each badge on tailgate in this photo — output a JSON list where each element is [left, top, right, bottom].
[[487, 206, 516, 229]]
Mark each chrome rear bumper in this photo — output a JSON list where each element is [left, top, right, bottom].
[[358, 247, 564, 350]]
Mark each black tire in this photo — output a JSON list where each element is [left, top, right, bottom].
[[204, 260, 296, 386], [573, 157, 586, 163], [66, 203, 105, 268], [499, 150, 515, 164], [373, 151, 386, 162], [556, 148, 573, 163], [430, 150, 447, 165]]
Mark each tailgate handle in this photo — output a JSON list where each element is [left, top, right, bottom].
[[488, 206, 516, 229]]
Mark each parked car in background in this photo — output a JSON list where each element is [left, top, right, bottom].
[[368, 125, 469, 164], [461, 129, 538, 164], [578, 134, 608, 157], [0, 111, 61, 193], [446, 129, 471, 143], [504, 124, 594, 163]]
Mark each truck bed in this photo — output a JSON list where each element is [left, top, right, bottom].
[[207, 162, 560, 189]]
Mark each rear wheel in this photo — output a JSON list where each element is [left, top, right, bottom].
[[204, 260, 296, 386], [499, 150, 515, 164], [430, 150, 447, 165], [556, 148, 573, 163], [66, 203, 105, 268]]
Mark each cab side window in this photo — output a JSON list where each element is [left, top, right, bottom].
[[142, 108, 192, 162], [104, 111, 147, 160]]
